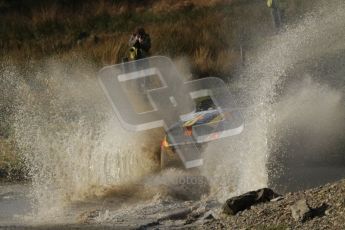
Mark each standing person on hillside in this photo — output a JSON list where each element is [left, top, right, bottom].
[[126, 27, 152, 91], [128, 27, 151, 60], [266, 0, 288, 30]]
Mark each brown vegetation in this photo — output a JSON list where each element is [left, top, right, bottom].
[[0, 0, 277, 76]]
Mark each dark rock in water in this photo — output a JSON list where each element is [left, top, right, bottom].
[[290, 199, 313, 222], [223, 188, 280, 215]]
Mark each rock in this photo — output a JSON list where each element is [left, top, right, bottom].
[[223, 192, 256, 215], [223, 188, 280, 215], [256, 188, 280, 202], [290, 199, 313, 222], [312, 203, 329, 218]]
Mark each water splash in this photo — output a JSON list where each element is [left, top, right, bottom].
[[9, 58, 160, 221], [1, 0, 344, 223], [201, 0, 345, 199]]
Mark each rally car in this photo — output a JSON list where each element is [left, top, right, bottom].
[[160, 97, 244, 169]]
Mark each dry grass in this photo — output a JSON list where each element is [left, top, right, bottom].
[[0, 0, 256, 76], [31, 3, 59, 26], [4, 0, 313, 78], [86, 34, 128, 64], [151, 0, 232, 12]]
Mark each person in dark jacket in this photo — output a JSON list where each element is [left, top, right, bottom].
[[125, 28, 152, 90], [128, 27, 151, 60]]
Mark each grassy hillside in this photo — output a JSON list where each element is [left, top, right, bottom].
[[1, 0, 275, 75]]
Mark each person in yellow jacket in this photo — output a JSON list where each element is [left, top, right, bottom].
[[266, 0, 287, 29]]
